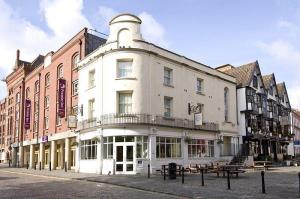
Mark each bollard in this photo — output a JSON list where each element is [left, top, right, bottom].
[[49, 161, 51, 171], [148, 164, 150, 178], [227, 170, 231, 190], [65, 162, 67, 172], [34, 162, 36, 170], [26, 161, 29, 169], [39, 162, 41, 170], [182, 167, 185, 184], [163, 165, 166, 181], [298, 172, 300, 194], [9, 160, 11, 167], [261, 171, 266, 194], [201, 169, 204, 186]]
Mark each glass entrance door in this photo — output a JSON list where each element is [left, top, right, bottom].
[[115, 143, 135, 174]]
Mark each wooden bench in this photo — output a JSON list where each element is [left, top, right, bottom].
[[253, 161, 273, 170]]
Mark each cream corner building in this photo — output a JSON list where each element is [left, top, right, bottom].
[[76, 13, 238, 174]]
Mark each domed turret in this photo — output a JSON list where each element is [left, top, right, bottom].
[[106, 13, 144, 47]]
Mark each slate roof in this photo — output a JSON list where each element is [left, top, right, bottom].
[[222, 61, 257, 87]]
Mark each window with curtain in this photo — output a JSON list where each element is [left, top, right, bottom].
[[88, 70, 95, 88], [88, 99, 95, 119], [80, 139, 97, 160], [188, 139, 214, 158], [196, 78, 204, 93], [156, 137, 181, 158], [103, 137, 113, 159], [117, 60, 133, 78], [136, 136, 148, 158], [164, 67, 173, 86], [72, 53, 80, 69], [57, 65, 63, 79], [164, 96, 172, 117], [119, 93, 132, 114]]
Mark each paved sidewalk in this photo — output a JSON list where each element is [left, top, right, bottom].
[[1, 164, 300, 199], [83, 167, 300, 199], [0, 163, 97, 180]]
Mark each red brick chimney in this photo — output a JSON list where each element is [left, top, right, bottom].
[[14, 49, 20, 70]]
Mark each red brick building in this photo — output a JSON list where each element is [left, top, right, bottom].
[[3, 28, 105, 169], [0, 98, 7, 163]]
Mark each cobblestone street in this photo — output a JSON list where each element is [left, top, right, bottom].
[[0, 164, 299, 199]]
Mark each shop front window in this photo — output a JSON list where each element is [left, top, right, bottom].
[[156, 137, 181, 158]]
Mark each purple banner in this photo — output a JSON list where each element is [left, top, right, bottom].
[[58, 79, 66, 117], [24, 100, 31, 129]]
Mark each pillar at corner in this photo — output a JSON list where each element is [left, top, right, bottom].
[[50, 140, 57, 170], [39, 142, 45, 169], [19, 146, 24, 167], [65, 138, 70, 170], [29, 144, 34, 168], [11, 147, 17, 167]]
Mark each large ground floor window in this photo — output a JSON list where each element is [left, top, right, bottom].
[[80, 139, 97, 160], [103, 136, 149, 159], [188, 139, 214, 158], [156, 137, 181, 158]]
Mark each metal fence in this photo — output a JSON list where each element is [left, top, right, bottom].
[[78, 113, 219, 132]]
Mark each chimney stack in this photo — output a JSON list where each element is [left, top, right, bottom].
[[14, 49, 20, 70]]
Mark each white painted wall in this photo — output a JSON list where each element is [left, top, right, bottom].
[[78, 14, 238, 136]]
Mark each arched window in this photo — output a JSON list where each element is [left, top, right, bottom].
[[35, 81, 40, 93], [25, 87, 30, 99], [45, 73, 50, 87], [72, 53, 80, 69], [224, 87, 229, 122], [57, 65, 63, 79]]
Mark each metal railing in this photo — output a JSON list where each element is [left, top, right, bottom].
[[77, 113, 219, 131]]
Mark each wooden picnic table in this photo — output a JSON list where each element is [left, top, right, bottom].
[[210, 164, 246, 177], [253, 161, 273, 170]]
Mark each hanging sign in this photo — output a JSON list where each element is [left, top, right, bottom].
[[194, 112, 203, 126]]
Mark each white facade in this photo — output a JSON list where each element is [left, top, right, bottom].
[[76, 14, 238, 174]]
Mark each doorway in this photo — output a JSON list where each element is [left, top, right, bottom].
[[114, 143, 135, 174]]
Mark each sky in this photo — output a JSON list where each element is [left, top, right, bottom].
[[0, 0, 300, 108]]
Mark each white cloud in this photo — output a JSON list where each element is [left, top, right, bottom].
[[139, 12, 170, 48], [257, 40, 300, 109], [0, 0, 92, 98], [277, 20, 300, 36], [95, 8, 170, 48], [40, 0, 92, 40], [257, 40, 300, 68], [288, 85, 300, 109], [0, 2, 169, 98], [96, 6, 118, 33]]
